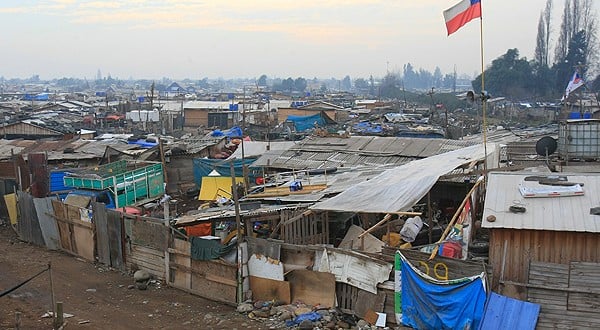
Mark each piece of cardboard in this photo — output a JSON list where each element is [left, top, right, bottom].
[[249, 276, 291, 304], [364, 309, 379, 325], [286, 269, 336, 308]]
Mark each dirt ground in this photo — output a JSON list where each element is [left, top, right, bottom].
[[0, 224, 266, 330]]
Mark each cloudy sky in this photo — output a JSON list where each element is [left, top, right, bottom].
[[0, 0, 597, 80]]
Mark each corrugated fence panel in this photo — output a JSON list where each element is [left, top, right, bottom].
[[33, 197, 60, 250]]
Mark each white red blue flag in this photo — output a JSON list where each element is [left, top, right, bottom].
[[443, 0, 482, 36], [564, 71, 585, 100]]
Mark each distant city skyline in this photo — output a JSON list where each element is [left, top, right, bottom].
[[1, 1, 598, 80]]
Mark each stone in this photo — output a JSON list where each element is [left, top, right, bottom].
[[236, 303, 254, 313], [278, 311, 293, 321], [294, 307, 313, 316], [357, 319, 369, 327], [325, 321, 337, 329], [253, 309, 270, 318], [133, 270, 151, 282], [298, 319, 313, 330], [336, 320, 350, 329], [135, 282, 148, 290]]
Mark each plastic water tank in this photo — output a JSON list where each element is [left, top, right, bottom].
[[400, 216, 423, 242]]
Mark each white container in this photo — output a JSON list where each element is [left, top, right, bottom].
[[400, 216, 423, 243], [558, 119, 600, 160]]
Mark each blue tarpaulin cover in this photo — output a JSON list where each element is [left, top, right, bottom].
[[399, 252, 487, 330], [478, 292, 540, 330], [286, 112, 335, 132], [211, 126, 243, 138]]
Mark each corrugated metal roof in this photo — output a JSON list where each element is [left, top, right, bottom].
[[482, 171, 600, 232], [479, 292, 540, 330], [175, 203, 310, 225], [251, 136, 477, 170]]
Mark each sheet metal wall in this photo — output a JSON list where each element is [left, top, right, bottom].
[[489, 228, 600, 293]]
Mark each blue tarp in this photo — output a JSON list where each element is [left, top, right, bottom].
[[192, 158, 258, 188], [401, 257, 487, 330], [286, 113, 334, 132], [478, 292, 540, 330], [353, 121, 383, 134], [211, 126, 243, 138], [127, 139, 158, 148]]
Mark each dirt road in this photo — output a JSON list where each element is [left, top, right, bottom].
[[0, 224, 264, 329]]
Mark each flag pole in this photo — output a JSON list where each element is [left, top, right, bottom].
[[479, 5, 488, 176]]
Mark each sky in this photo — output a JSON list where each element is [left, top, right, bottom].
[[0, 0, 598, 81]]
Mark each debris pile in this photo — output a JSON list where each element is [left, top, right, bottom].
[[236, 300, 391, 329]]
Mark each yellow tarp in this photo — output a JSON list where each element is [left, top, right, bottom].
[[4, 193, 17, 225], [198, 177, 244, 201]]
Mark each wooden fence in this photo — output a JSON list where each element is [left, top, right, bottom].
[[167, 238, 239, 305], [280, 209, 329, 245], [527, 260, 600, 329]]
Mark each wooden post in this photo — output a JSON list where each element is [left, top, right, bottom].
[[48, 263, 56, 328], [55, 302, 63, 329], [229, 161, 243, 304], [15, 311, 21, 329], [427, 192, 433, 244]]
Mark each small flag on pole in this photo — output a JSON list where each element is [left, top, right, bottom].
[[443, 0, 482, 35], [564, 71, 585, 100]]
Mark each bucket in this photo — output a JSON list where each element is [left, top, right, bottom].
[[439, 240, 462, 259]]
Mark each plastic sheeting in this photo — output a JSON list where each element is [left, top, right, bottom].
[[311, 144, 495, 213], [286, 112, 336, 132], [397, 252, 487, 330], [192, 158, 258, 188]]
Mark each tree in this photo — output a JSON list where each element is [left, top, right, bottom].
[[354, 78, 368, 90], [555, 0, 597, 70], [553, 30, 589, 92], [257, 74, 267, 86], [341, 75, 352, 91], [544, 0, 553, 66], [294, 77, 307, 92], [433, 67, 443, 88], [281, 78, 294, 92], [535, 12, 548, 66], [472, 49, 534, 99], [380, 73, 401, 99]]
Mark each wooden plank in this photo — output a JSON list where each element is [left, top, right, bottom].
[[568, 292, 600, 313], [132, 244, 165, 258], [171, 254, 191, 289], [131, 218, 168, 250], [206, 273, 237, 287], [107, 210, 125, 270], [92, 202, 111, 266], [286, 270, 335, 308], [353, 289, 386, 319], [249, 276, 290, 304], [73, 223, 95, 261], [52, 199, 74, 253], [170, 256, 238, 305]]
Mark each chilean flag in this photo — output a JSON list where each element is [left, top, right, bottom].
[[564, 71, 585, 100], [443, 0, 482, 36]]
